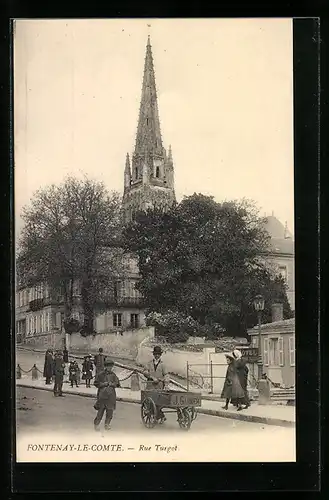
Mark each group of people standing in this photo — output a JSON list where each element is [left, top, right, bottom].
[[221, 349, 250, 411], [43, 347, 107, 396]]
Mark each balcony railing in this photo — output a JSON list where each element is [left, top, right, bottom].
[[97, 296, 144, 308], [28, 296, 64, 311]]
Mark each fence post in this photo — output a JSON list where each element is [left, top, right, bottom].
[[131, 372, 140, 391], [31, 364, 38, 380], [210, 360, 213, 394], [186, 362, 189, 392]]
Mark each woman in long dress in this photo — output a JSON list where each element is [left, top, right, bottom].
[[221, 353, 245, 411]]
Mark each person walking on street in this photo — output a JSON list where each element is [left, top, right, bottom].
[[43, 349, 53, 385], [69, 360, 79, 388], [94, 348, 105, 377], [232, 349, 250, 409], [63, 346, 69, 363], [93, 358, 120, 431], [143, 346, 169, 422], [221, 353, 245, 411], [53, 351, 66, 397], [82, 355, 93, 388]]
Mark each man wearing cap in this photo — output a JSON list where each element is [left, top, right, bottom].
[[52, 350, 66, 397], [93, 358, 120, 431], [143, 346, 169, 422]]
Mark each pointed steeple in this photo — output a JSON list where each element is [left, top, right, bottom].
[[124, 153, 131, 190], [168, 144, 173, 161], [134, 36, 163, 156]]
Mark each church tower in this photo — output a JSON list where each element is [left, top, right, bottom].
[[122, 36, 176, 222]]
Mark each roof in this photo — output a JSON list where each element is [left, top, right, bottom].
[[249, 317, 295, 335], [262, 215, 294, 256]]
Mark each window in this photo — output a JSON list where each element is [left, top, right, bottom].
[[278, 337, 284, 366], [135, 167, 138, 179], [156, 166, 160, 178], [263, 338, 269, 366], [289, 336, 295, 366], [279, 266, 288, 282], [269, 338, 279, 366], [113, 313, 122, 327], [130, 314, 139, 329]]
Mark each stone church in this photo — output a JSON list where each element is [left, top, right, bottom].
[[15, 36, 294, 345], [16, 36, 176, 343], [122, 36, 176, 222]]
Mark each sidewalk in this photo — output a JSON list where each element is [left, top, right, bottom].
[[16, 376, 295, 428]]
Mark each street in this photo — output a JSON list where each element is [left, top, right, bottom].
[[16, 346, 296, 462], [17, 386, 263, 435]]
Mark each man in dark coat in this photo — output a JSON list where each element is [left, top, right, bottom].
[[53, 351, 66, 397], [94, 348, 105, 376], [43, 349, 53, 384], [63, 347, 69, 363], [93, 358, 120, 431], [232, 349, 250, 408]]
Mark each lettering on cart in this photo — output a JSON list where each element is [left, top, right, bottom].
[[170, 395, 201, 406]]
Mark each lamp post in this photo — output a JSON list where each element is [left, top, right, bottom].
[[253, 294, 265, 380]]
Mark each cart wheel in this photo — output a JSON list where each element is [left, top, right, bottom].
[[177, 408, 192, 431], [141, 397, 157, 429], [189, 407, 197, 422]]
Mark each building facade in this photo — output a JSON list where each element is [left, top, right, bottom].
[[262, 214, 295, 311], [248, 317, 295, 388]]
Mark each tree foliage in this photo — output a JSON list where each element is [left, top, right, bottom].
[[17, 176, 123, 334], [123, 194, 293, 337]]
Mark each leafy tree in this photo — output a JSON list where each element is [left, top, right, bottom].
[[123, 194, 293, 337], [17, 176, 123, 335]]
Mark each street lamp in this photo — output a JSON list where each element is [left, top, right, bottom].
[[253, 294, 265, 379]]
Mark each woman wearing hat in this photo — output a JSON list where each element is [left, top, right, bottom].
[[221, 353, 245, 411], [93, 358, 120, 431], [232, 349, 250, 409], [143, 346, 169, 422]]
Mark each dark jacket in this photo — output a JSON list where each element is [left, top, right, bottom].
[[53, 357, 65, 377], [94, 369, 120, 409], [94, 354, 105, 373], [63, 349, 69, 363], [221, 360, 245, 400], [69, 362, 79, 381], [82, 359, 93, 380], [43, 352, 53, 378], [235, 358, 249, 390]]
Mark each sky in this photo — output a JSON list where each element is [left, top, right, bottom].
[[14, 18, 294, 240]]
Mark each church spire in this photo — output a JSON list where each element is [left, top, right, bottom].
[[134, 36, 163, 156], [124, 153, 131, 191]]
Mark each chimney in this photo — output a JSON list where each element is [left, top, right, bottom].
[[271, 303, 283, 323]]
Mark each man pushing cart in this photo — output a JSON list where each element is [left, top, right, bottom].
[[141, 345, 201, 430], [143, 345, 169, 422]]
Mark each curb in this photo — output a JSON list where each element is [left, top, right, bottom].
[[16, 383, 295, 428]]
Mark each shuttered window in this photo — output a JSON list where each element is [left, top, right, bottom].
[[263, 337, 269, 366], [279, 337, 284, 366], [289, 336, 295, 366]]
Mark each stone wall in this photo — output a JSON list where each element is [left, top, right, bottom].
[[67, 327, 155, 360], [21, 327, 155, 361]]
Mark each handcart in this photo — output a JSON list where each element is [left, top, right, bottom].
[[141, 389, 202, 431]]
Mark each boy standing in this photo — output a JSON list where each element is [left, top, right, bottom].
[[93, 359, 120, 431]]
